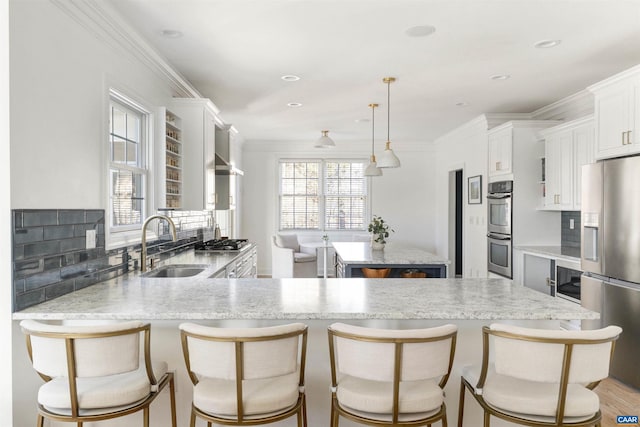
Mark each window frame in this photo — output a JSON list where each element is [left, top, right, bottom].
[[278, 158, 369, 232], [106, 88, 154, 248]]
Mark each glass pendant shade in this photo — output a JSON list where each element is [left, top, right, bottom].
[[364, 103, 382, 176], [314, 130, 335, 148], [379, 77, 400, 168]]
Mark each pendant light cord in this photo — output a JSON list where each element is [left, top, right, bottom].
[[386, 79, 391, 142], [371, 104, 375, 155]]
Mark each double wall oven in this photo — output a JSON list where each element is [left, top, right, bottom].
[[487, 180, 512, 278]]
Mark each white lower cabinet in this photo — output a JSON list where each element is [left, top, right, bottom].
[[522, 254, 554, 297], [231, 246, 257, 278], [539, 116, 594, 211]]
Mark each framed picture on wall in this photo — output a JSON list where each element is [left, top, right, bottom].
[[468, 175, 482, 204]]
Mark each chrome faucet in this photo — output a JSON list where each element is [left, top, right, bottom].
[[141, 214, 177, 272]]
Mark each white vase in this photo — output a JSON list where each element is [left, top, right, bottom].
[[371, 240, 385, 251]]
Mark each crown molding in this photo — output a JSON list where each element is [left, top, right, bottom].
[[530, 89, 594, 121], [537, 114, 594, 137], [587, 64, 640, 92], [435, 115, 490, 146], [51, 0, 200, 99], [434, 112, 535, 146], [484, 113, 533, 129]]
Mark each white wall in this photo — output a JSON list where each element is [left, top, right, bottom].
[[1, 0, 13, 423], [434, 116, 489, 278], [242, 141, 437, 276], [8, 2, 196, 424], [9, 0, 177, 209]]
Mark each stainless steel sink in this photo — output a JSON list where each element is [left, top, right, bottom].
[[142, 265, 208, 278]]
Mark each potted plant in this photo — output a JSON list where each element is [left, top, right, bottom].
[[368, 215, 394, 250]]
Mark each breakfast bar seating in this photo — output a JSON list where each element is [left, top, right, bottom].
[[458, 323, 623, 427], [20, 320, 177, 427], [328, 322, 458, 427], [179, 322, 309, 427], [12, 274, 600, 427]]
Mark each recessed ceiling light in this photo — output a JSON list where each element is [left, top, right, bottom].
[[534, 39, 562, 49], [490, 74, 511, 81], [406, 25, 436, 37], [281, 75, 301, 82], [355, 118, 370, 123], [456, 102, 469, 107], [287, 102, 303, 108], [160, 29, 183, 38]]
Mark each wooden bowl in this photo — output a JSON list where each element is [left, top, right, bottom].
[[361, 268, 391, 278]]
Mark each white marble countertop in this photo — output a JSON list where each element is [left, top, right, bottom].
[[513, 245, 581, 263], [332, 242, 451, 265], [13, 263, 597, 320]]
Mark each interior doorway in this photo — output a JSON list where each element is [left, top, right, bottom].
[[448, 169, 463, 278]]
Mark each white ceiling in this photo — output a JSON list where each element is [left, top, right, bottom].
[[108, 0, 640, 145]]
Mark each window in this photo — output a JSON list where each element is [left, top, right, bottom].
[[108, 91, 149, 233], [324, 161, 366, 230], [279, 160, 367, 230]]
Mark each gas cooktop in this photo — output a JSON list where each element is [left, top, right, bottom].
[[194, 239, 249, 251]]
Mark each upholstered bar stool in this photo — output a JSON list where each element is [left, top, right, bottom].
[[179, 322, 308, 427], [457, 323, 622, 427], [20, 319, 177, 427], [327, 322, 458, 427]]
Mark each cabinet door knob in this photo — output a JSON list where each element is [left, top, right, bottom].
[[622, 131, 626, 145], [628, 130, 633, 145], [496, 161, 501, 170]]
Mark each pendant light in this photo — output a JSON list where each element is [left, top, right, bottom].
[[314, 130, 335, 148], [377, 77, 401, 168], [364, 103, 382, 176]]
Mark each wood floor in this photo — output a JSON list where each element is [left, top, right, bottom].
[[596, 377, 640, 426]]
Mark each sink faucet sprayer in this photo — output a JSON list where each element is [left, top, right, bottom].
[[141, 214, 177, 272]]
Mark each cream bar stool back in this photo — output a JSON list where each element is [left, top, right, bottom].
[[458, 323, 623, 427], [179, 322, 308, 427], [328, 322, 458, 427], [20, 319, 177, 427]]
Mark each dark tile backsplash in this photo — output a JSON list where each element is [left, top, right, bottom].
[[12, 209, 214, 312], [561, 211, 581, 249]]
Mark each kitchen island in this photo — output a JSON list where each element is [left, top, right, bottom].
[[12, 268, 597, 427], [333, 241, 450, 278]]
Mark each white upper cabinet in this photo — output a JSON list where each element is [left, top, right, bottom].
[[544, 129, 573, 210], [488, 126, 513, 179], [589, 66, 640, 160], [572, 121, 595, 210], [169, 98, 220, 211], [538, 116, 594, 211]]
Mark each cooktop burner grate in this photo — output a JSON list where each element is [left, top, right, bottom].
[[195, 239, 249, 251]]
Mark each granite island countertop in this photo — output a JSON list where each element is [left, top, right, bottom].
[[332, 242, 451, 265], [14, 271, 597, 321]]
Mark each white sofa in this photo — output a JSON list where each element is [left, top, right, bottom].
[[271, 235, 318, 278]]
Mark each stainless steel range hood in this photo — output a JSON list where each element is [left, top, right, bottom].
[[214, 153, 244, 176]]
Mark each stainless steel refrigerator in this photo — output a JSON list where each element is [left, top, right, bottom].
[[581, 156, 640, 390]]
